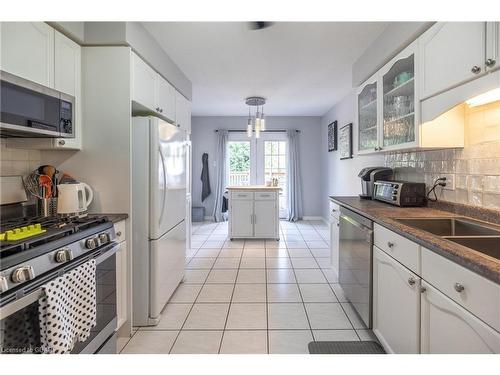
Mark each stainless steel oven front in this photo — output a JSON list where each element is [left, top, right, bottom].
[[0, 70, 74, 138], [0, 243, 118, 354], [339, 207, 373, 329]]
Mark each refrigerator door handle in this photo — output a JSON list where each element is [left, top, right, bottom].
[[158, 147, 167, 225]]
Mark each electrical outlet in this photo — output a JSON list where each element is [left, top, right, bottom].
[[438, 174, 455, 191]]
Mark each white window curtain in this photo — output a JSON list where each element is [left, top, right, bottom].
[[213, 129, 228, 222], [286, 129, 303, 221]]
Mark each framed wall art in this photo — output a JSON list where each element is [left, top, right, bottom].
[[339, 123, 353, 160], [327, 120, 337, 152]]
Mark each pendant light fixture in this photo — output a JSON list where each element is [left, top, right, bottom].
[[245, 96, 266, 138]]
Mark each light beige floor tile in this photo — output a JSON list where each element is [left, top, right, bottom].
[[201, 240, 225, 249], [121, 331, 178, 354], [170, 331, 223, 354], [267, 283, 302, 302], [291, 257, 319, 269], [183, 269, 210, 284], [312, 329, 360, 341], [196, 284, 234, 303], [268, 330, 313, 354], [266, 257, 292, 269], [265, 248, 289, 257], [141, 303, 192, 330], [299, 284, 338, 303], [225, 303, 267, 330], [186, 257, 216, 269], [287, 248, 313, 258], [236, 269, 266, 283], [294, 269, 327, 283], [316, 257, 333, 269], [195, 248, 221, 258], [242, 248, 266, 257], [169, 284, 203, 303], [310, 249, 331, 258], [206, 269, 238, 284], [265, 240, 284, 249], [306, 241, 329, 249], [220, 330, 268, 354], [341, 302, 367, 329], [244, 240, 265, 248], [183, 303, 229, 329], [266, 269, 296, 283], [330, 283, 348, 302], [305, 303, 352, 329], [321, 269, 339, 283], [218, 248, 243, 257], [232, 283, 266, 303], [286, 241, 308, 249], [223, 240, 245, 249], [239, 257, 266, 269], [213, 257, 241, 269], [268, 303, 309, 329]]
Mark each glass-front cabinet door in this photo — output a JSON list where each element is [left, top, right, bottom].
[[382, 49, 417, 149], [357, 80, 379, 152]]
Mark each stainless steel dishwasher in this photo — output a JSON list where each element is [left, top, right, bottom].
[[339, 207, 374, 328]]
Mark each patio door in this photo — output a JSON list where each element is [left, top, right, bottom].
[[226, 132, 288, 218]]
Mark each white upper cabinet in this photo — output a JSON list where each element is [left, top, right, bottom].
[[421, 281, 500, 354], [357, 74, 380, 153], [131, 52, 180, 123], [373, 246, 421, 354], [131, 52, 157, 111], [54, 30, 82, 150], [157, 77, 176, 123], [0, 22, 54, 87], [419, 22, 486, 100], [175, 91, 191, 132], [486, 22, 500, 72]]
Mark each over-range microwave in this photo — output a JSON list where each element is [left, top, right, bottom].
[[0, 70, 74, 138]]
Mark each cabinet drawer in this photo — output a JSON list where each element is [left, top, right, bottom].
[[114, 220, 126, 243], [329, 201, 340, 221], [231, 192, 254, 200], [421, 247, 500, 331], [255, 192, 276, 200], [374, 223, 420, 274]]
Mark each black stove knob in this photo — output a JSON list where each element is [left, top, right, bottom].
[[11, 266, 35, 283], [98, 233, 110, 244], [55, 248, 73, 263], [85, 237, 98, 249]]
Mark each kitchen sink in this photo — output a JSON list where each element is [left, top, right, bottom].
[[444, 237, 500, 260], [394, 217, 500, 237]]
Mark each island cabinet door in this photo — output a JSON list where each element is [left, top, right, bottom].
[[254, 200, 277, 238], [373, 246, 421, 353], [230, 199, 254, 238], [420, 281, 500, 354]]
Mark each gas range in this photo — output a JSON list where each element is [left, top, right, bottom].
[[0, 215, 115, 298]]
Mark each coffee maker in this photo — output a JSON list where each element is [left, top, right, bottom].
[[358, 167, 394, 199]]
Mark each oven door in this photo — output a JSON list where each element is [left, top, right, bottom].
[[0, 243, 118, 354], [0, 71, 74, 138]]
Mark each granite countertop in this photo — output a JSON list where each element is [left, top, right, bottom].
[[330, 196, 500, 284], [227, 186, 282, 191], [92, 213, 128, 224]]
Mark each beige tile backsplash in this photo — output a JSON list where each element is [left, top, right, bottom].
[[0, 139, 41, 176], [385, 101, 500, 210]]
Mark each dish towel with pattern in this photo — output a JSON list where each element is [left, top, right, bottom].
[[38, 259, 97, 354]]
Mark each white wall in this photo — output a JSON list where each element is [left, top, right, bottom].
[[320, 91, 384, 219], [191, 116, 323, 218]]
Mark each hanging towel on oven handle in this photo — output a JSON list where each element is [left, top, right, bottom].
[[38, 259, 97, 354]]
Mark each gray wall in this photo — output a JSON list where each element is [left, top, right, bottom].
[[320, 92, 384, 219], [352, 22, 433, 86], [191, 116, 323, 218]]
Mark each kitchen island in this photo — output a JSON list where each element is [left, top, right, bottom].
[[227, 186, 281, 240]]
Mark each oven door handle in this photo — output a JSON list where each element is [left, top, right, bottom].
[[0, 243, 119, 320]]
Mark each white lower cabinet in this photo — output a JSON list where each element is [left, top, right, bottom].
[[373, 246, 421, 353], [254, 200, 277, 238], [230, 199, 254, 238], [421, 281, 500, 354], [116, 240, 127, 330]]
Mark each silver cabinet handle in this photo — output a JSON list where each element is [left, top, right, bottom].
[[408, 276, 416, 286], [336, 222, 340, 227], [116, 231, 122, 237], [387, 241, 395, 248], [454, 283, 465, 293], [254, 214, 256, 224], [471, 65, 481, 74], [58, 140, 66, 146], [485, 58, 496, 68], [420, 286, 427, 293]]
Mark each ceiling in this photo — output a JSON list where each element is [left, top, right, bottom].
[[142, 22, 389, 116]]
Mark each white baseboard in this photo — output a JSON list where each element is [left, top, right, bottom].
[[203, 216, 214, 221], [302, 216, 324, 221]]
